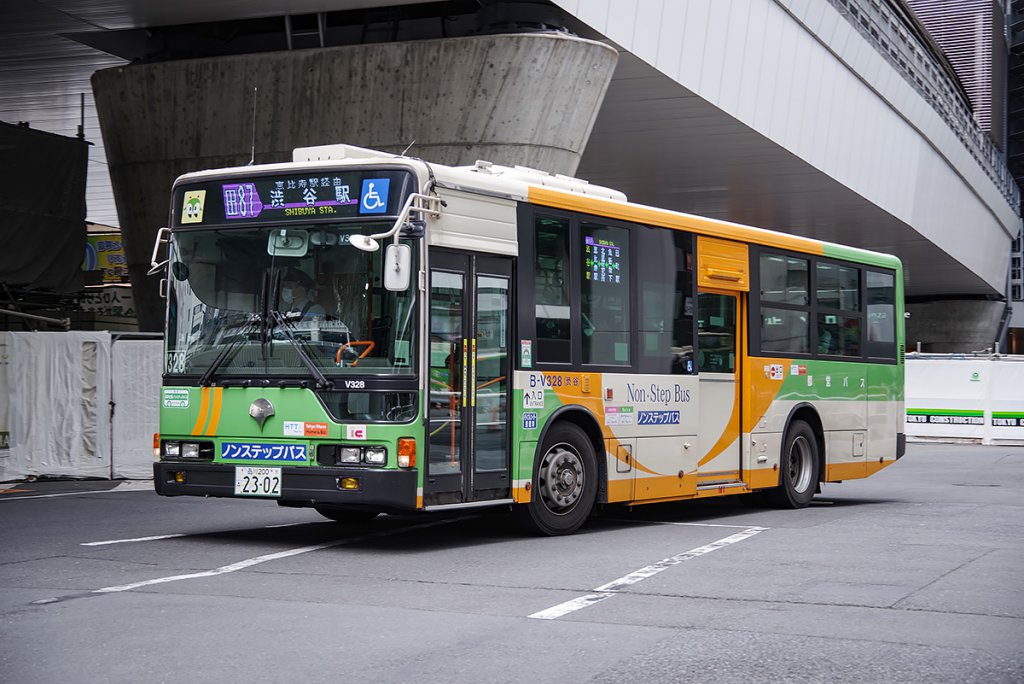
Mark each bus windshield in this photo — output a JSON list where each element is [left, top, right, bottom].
[[164, 222, 417, 378]]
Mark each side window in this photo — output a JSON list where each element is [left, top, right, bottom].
[[754, 250, 886, 361], [761, 308, 810, 354], [671, 233, 695, 374], [639, 230, 694, 374], [581, 222, 630, 366], [697, 293, 736, 373], [815, 262, 861, 357], [535, 216, 571, 364], [865, 270, 896, 358], [761, 254, 808, 305], [759, 253, 810, 355]]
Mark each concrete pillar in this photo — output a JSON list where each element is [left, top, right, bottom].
[[906, 300, 1007, 353], [92, 33, 618, 331]]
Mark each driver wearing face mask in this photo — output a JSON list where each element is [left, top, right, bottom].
[[281, 268, 326, 318]]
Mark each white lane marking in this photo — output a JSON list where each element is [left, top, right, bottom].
[[529, 526, 767, 620], [603, 519, 757, 529], [1, 480, 152, 501], [82, 521, 320, 546], [82, 534, 187, 546], [0, 489, 148, 501], [92, 518, 462, 595]]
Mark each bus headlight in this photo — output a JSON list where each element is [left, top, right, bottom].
[[164, 441, 181, 458], [339, 447, 361, 464], [181, 442, 200, 459], [363, 447, 387, 466]]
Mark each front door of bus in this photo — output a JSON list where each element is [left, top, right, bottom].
[[426, 252, 511, 505]]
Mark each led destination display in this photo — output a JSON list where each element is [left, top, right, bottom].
[[173, 169, 413, 226]]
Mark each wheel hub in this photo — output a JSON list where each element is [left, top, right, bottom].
[[539, 445, 584, 513], [789, 435, 813, 493]]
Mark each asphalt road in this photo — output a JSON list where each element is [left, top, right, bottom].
[[1, 443, 1021, 683]]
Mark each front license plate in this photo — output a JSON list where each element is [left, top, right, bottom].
[[234, 466, 282, 497]]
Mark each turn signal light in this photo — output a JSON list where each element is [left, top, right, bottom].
[[397, 438, 416, 468], [174, 471, 186, 484], [153, 433, 160, 459], [338, 477, 360, 490]]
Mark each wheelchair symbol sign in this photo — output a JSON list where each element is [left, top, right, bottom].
[[360, 178, 390, 214]]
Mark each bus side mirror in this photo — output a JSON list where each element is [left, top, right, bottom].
[[384, 244, 411, 291]]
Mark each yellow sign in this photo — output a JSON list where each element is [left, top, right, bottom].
[[182, 190, 207, 224], [84, 234, 129, 282]]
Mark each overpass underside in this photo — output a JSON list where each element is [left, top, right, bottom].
[[88, 0, 1019, 351], [557, 0, 1020, 352]]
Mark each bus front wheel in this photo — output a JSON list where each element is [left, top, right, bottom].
[[514, 422, 598, 536], [765, 419, 819, 509]]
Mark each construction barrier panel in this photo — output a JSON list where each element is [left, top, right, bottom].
[[905, 354, 1024, 445], [0, 331, 161, 481]]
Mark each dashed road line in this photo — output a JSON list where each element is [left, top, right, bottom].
[[81, 521, 323, 546], [0, 480, 153, 501], [31, 517, 469, 606], [90, 517, 464, 595], [602, 519, 760, 529], [81, 534, 187, 546], [529, 526, 767, 620]]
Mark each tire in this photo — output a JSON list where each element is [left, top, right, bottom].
[[764, 419, 820, 509], [313, 506, 380, 524], [513, 422, 598, 536]]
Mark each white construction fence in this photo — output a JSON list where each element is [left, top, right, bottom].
[[905, 354, 1024, 445], [1, 337, 1019, 482], [0, 331, 162, 481]]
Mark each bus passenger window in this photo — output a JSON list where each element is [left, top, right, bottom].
[[697, 293, 736, 373], [761, 254, 809, 305], [638, 230, 693, 374], [581, 223, 630, 366], [535, 216, 571, 364], [865, 270, 897, 359], [761, 308, 810, 355]]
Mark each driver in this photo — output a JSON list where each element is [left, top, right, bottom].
[[281, 268, 326, 318]]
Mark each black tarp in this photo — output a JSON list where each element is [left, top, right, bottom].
[[0, 121, 87, 292]]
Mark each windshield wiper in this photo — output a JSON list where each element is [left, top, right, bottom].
[[199, 270, 271, 387], [268, 310, 332, 389], [198, 314, 262, 387]]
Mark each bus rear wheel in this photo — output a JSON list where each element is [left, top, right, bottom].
[[313, 506, 380, 524], [514, 422, 598, 536], [765, 419, 819, 509]]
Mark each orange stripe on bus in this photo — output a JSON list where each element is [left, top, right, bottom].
[[204, 387, 224, 436], [191, 388, 210, 436], [527, 186, 825, 255]]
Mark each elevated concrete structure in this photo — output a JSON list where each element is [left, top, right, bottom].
[[5, 0, 1017, 349], [552, 0, 1019, 351], [92, 32, 617, 330]]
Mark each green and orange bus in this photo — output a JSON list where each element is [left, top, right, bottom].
[[153, 144, 905, 535]]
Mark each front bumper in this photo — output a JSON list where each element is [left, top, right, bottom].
[[153, 462, 418, 510]]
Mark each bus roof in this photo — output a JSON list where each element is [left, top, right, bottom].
[[173, 144, 902, 272]]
